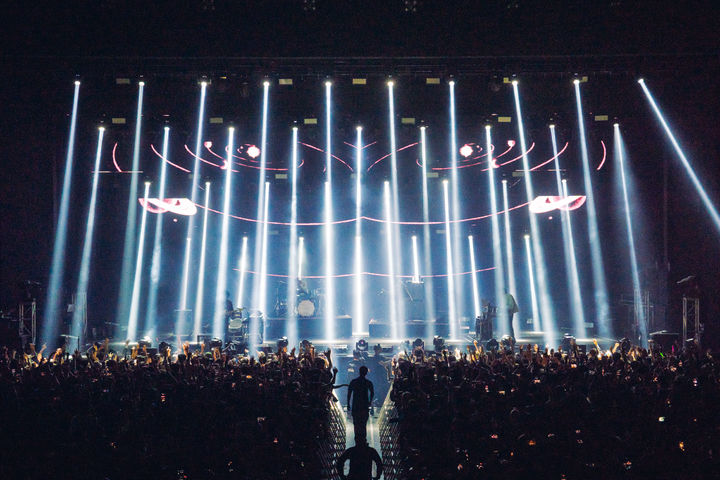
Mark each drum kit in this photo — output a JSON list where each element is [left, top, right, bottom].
[[273, 281, 325, 318], [228, 308, 264, 346]]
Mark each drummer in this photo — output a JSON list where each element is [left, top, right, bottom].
[[297, 278, 310, 299]]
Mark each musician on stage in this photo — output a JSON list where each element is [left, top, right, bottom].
[[225, 291, 233, 342], [504, 289, 518, 339]]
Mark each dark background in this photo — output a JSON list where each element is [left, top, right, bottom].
[[1, 0, 718, 344]]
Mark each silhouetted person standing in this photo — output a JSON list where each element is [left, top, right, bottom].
[[347, 365, 374, 444], [336, 441, 383, 480]]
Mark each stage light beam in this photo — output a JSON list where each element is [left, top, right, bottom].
[[42, 80, 81, 348], [387, 81, 405, 339], [127, 181, 152, 341], [117, 82, 145, 335], [176, 81, 208, 345], [353, 126, 365, 335], [443, 180, 459, 339], [412, 235, 421, 284], [550, 126, 586, 338], [384, 181, 399, 340], [70, 127, 105, 345], [501, 180, 518, 308], [144, 126, 171, 340], [420, 127, 436, 325], [524, 234, 541, 334], [486, 126, 509, 335], [322, 80, 337, 341], [468, 236, 481, 320], [251, 81, 271, 340], [615, 124, 648, 346], [574, 80, 611, 339], [448, 80, 465, 321], [288, 127, 300, 346], [639, 79, 720, 234], [235, 236, 249, 309], [513, 81, 556, 347], [214, 128, 235, 340], [192, 182, 211, 341]]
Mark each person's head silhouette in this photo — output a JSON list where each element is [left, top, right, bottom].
[[359, 365, 368, 377]]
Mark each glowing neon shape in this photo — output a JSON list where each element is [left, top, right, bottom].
[[139, 198, 198, 215], [529, 195, 586, 214], [459, 144, 474, 158]]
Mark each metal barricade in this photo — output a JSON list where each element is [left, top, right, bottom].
[[377, 387, 404, 480], [318, 398, 347, 480]]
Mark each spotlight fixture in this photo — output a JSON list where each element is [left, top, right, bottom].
[[277, 336, 289, 351], [433, 335, 445, 351], [209, 338, 223, 349], [412, 338, 425, 349], [355, 339, 369, 352], [138, 336, 152, 349]]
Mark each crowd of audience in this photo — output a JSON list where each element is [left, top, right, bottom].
[[0, 341, 339, 479], [390, 340, 720, 479]]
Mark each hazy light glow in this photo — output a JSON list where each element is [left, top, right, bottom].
[[353, 126, 365, 335], [192, 183, 211, 341], [443, 181, 458, 339], [144, 126, 171, 340], [177, 81, 207, 345], [502, 180, 517, 303], [42, 81, 80, 347], [116, 82, 145, 336], [486, 126, 509, 334], [213, 128, 235, 340], [384, 182, 399, 340], [524, 234, 540, 333], [551, 126, 586, 338], [323, 81, 337, 341], [513, 81, 556, 347], [468, 236, 481, 319], [71, 127, 105, 345], [639, 79, 720, 233], [615, 125, 648, 346], [420, 127, 436, 325], [287, 127, 300, 346], [127, 181, 151, 341], [574, 81, 611, 339]]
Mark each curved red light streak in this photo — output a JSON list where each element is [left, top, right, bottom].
[[298, 142, 354, 171], [238, 266, 495, 279], [194, 200, 529, 226], [112, 142, 123, 172], [528, 142, 569, 171], [432, 144, 500, 171], [596, 140, 607, 171], [224, 145, 293, 171], [343, 140, 378, 150], [150, 144, 191, 173], [365, 142, 420, 172]]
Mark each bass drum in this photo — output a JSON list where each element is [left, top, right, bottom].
[[297, 299, 316, 317]]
